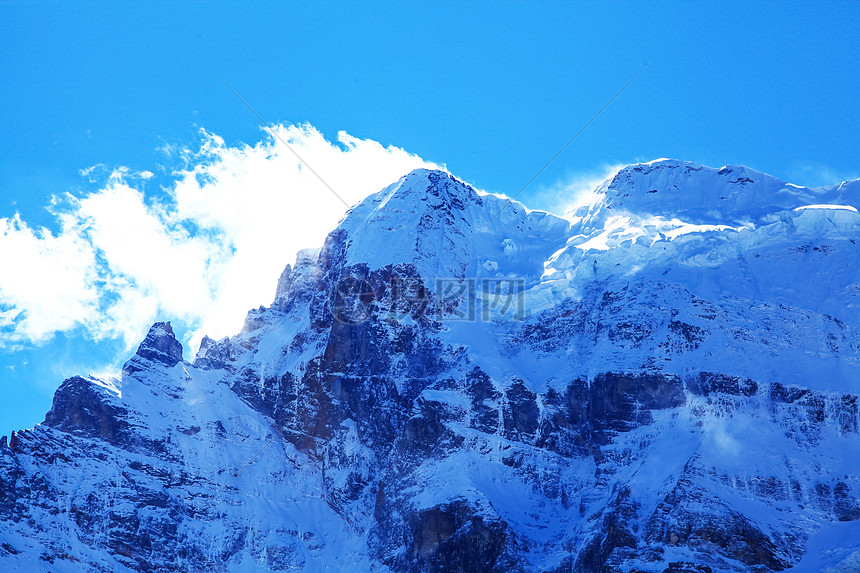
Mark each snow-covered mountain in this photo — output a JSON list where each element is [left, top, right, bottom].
[[2, 161, 860, 572]]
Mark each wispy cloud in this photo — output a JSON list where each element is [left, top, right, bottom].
[[787, 163, 860, 188], [0, 124, 435, 355]]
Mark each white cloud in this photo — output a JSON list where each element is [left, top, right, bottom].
[[0, 124, 435, 356], [0, 214, 99, 345]]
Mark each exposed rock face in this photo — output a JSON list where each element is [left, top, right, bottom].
[[43, 376, 129, 444], [122, 322, 184, 375], [2, 163, 860, 571]]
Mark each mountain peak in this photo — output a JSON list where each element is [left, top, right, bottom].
[[330, 169, 483, 280], [122, 321, 184, 375], [344, 168, 479, 223], [580, 158, 856, 226]]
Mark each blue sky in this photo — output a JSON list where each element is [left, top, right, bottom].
[[1, 1, 859, 432]]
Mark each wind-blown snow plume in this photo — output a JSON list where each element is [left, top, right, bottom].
[[530, 163, 624, 215]]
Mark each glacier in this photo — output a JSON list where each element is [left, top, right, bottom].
[[1, 160, 860, 572]]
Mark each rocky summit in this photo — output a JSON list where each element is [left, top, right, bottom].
[[2, 162, 860, 572]]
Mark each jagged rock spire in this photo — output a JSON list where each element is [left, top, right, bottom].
[[122, 321, 184, 376]]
